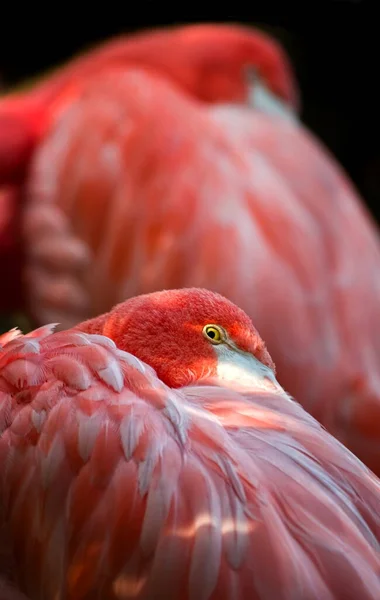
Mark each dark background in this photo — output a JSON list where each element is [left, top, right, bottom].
[[1, 2, 378, 220]]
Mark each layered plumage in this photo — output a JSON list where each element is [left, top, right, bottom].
[[1, 288, 380, 599]]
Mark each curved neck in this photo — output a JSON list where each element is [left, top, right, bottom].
[[0, 187, 25, 312]]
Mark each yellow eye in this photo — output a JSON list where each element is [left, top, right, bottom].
[[202, 324, 226, 345]]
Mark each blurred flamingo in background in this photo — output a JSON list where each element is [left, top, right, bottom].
[[0, 23, 380, 475], [1, 288, 380, 599]]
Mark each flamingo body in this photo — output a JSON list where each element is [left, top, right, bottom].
[[1, 289, 380, 599]]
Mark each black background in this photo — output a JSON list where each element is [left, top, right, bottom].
[[1, 2, 378, 220]]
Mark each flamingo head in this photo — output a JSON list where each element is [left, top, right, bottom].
[[78, 288, 283, 392], [124, 23, 300, 120]]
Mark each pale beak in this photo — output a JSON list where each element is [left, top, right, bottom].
[[212, 342, 287, 396], [246, 68, 298, 123]]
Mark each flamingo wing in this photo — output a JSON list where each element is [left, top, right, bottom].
[[1, 326, 380, 599]]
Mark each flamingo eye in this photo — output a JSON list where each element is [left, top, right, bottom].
[[202, 324, 227, 345]]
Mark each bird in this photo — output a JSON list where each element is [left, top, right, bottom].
[[1, 288, 380, 600], [1, 23, 380, 476]]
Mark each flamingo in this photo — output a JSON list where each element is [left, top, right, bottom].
[[1, 288, 380, 599], [0, 24, 380, 475]]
